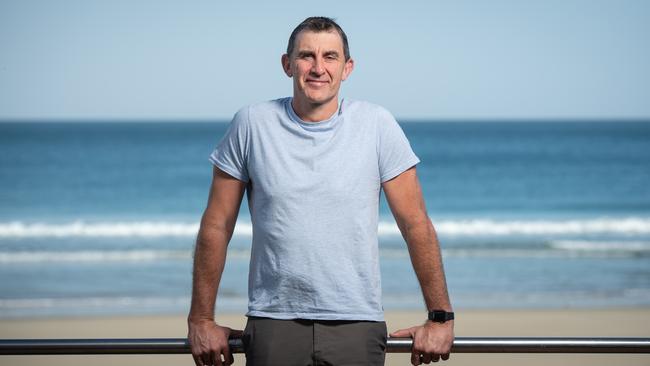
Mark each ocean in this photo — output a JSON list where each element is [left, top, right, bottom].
[[1, 120, 649, 318]]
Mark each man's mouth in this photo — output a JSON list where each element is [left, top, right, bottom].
[[306, 79, 328, 85]]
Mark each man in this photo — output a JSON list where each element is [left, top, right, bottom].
[[188, 17, 453, 366]]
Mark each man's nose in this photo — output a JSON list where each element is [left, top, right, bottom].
[[311, 57, 325, 75]]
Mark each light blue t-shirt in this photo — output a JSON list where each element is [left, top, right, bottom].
[[209, 97, 420, 321]]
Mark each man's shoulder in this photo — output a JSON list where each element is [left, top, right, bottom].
[[231, 98, 289, 125]]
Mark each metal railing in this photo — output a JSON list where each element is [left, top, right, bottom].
[[1, 337, 649, 355]]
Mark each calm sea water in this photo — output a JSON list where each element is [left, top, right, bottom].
[[1, 121, 649, 318]]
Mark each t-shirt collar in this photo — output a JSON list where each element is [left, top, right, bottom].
[[286, 97, 342, 131]]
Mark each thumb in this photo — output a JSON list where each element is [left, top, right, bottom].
[[390, 327, 416, 338]]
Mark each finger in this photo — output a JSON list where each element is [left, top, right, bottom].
[[200, 349, 213, 366], [218, 327, 233, 365], [422, 353, 432, 363], [217, 351, 228, 366], [441, 353, 450, 361], [209, 347, 221, 366], [411, 351, 421, 365], [191, 353, 203, 366], [390, 328, 415, 337], [212, 353, 224, 366], [221, 342, 233, 366], [432, 353, 440, 362]]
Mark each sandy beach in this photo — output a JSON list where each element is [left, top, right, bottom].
[[1, 309, 648, 366]]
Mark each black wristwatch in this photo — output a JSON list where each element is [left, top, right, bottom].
[[428, 310, 454, 323]]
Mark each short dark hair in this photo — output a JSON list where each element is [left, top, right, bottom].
[[286, 17, 350, 60]]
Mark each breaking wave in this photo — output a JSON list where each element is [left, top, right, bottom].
[[2, 217, 649, 238]]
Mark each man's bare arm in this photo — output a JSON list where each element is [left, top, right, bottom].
[[188, 166, 247, 366], [382, 166, 454, 365]]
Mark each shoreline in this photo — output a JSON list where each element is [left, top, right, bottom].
[[2, 308, 649, 366]]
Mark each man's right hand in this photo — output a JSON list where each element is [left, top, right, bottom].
[[188, 318, 243, 366]]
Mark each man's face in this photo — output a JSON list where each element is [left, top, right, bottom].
[[282, 30, 354, 107]]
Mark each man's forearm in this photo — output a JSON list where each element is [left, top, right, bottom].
[[402, 218, 452, 312], [188, 223, 232, 322]]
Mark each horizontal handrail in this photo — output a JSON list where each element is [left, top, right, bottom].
[[1, 337, 649, 355]]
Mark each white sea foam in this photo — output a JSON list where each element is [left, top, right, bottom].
[[0, 248, 253, 263], [0, 221, 252, 238], [0, 250, 191, 263], [3, 242, 647, 263], [550, 240, 650, 252], [429, 217, 650, 236], [0, 217, 649, 238], [380, 218, 650, 236]]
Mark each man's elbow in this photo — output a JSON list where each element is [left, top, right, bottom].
[[397, 214, 434, 238], [198, 213, 237, 244]]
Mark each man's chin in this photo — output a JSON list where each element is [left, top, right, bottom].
[[304, 94, 336, 106]]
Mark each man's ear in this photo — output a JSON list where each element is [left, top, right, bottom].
[[281, 54, 292, 77], [342, 58, 354, 81]]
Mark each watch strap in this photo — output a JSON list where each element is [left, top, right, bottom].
[[428, 310, 454, 323]]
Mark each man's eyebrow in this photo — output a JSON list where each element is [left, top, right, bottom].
[[296, 50, 340, 58], [324, 50, 340, 57], [297, 50, 315, 57]]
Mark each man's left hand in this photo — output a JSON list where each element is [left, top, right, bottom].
[[390, 320, 454, 365]]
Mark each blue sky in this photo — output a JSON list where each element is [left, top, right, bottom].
[[1, 0, 648, 120]]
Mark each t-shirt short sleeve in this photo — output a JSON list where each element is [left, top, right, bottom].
[[377, 110, 420, 183], [209, 107, 250, 182]]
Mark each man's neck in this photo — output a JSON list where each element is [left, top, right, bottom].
[[291, 96, 339, 122]]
